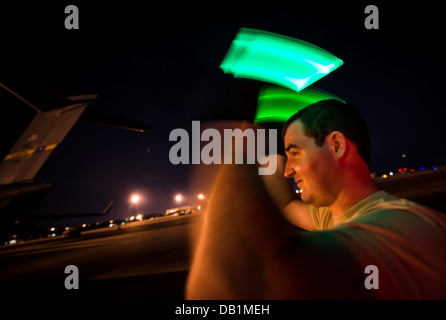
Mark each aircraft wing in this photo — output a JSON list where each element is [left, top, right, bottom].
[[80, 108, 151, 132], [0, 80, 76, 112]]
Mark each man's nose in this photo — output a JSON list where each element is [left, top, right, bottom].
[[284, 159, 295, 178]]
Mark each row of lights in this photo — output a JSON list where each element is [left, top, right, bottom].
[[175, 193, 205, 203], [377, 165, 439, 180], [130, 193, 206, 205], [47, 193, 209, 236]]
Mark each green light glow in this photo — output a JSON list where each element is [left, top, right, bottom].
[[254, 86, 345, 123], [220, 28, 343, 92]]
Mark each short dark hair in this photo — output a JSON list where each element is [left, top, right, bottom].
[[282, 99, 371, 166]]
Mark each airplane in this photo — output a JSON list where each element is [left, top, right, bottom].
[[0, 79, 150, 240]]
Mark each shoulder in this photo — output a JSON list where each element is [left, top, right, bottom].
[[342, 204, 446, 244]]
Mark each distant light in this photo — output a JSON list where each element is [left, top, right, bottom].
[[175, 194, 183, 202], [389, 172, 394, 176], [433, 166, 438, 171], [197, 205, 201, 210], [382, 174, 387, 178], [198, 194, 205, 200], [136, 214, 143, 221], [398, 168, 402, 173], [82, 224, 86, 228], [109, 223, 114, 228], [130, 216, 135, 221], [402, 154, 406, 158], [121, 221, 125, 225], [403, 168, 407, 172], [65, 227, 69, 231], [410, 168, 414, 172], [131, 194, 140, 204], [421, 167, 425, 170], [50, 227, 55, 232]]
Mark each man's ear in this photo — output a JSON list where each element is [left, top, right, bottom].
[[326, 131, 346, 160]]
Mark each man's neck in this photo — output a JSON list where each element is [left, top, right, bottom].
[[329, 178, 379, 216]]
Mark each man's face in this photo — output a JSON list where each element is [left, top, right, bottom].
[[283, 120, 338, 207]]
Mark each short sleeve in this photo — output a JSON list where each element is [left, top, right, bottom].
[[308, 205, 333, 230]]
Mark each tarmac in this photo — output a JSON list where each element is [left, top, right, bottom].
[[0, 214, 200, 301]]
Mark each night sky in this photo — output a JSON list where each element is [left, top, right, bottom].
[[0, 1, 445, 223]]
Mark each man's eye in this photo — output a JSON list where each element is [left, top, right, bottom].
[[291, 151, 300, 157]]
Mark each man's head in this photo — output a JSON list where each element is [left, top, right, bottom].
[[282, 99, 372, 207]]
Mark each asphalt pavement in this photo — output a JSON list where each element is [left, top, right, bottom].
[[0, 214, 200, 301]]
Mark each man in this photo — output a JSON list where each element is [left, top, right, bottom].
[[185, 99, 446, 299]]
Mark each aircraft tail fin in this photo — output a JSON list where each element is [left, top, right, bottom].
[[0, 80, 150, 186], [0, 103, 88, 185]]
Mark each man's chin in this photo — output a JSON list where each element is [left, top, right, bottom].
[[301, 193, 329, 207], [300, 192, 312, 204]]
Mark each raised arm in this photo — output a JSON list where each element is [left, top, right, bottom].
[[185, 161, 372, 299], [185, 162, 300, 299], [261, 154, 316, 231]]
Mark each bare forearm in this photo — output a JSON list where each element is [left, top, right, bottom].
[[186, 163, 300, 299]]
